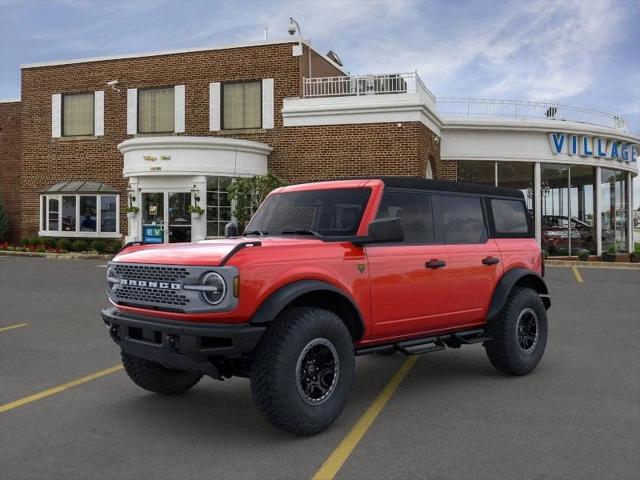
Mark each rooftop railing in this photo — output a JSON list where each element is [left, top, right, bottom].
[[303, 72, 435, 101], [301, 73, 627, 131], [436, 98, 628, 131]]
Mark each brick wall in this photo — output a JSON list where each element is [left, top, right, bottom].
[[14, 41, 442, 240], [0, 101, 21, 242]]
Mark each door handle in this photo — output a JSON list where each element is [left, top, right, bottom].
[[482, 256, 500, 266], [425, 259, 446, 269]]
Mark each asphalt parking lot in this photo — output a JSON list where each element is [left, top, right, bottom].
[[1, 256, 639, 480]]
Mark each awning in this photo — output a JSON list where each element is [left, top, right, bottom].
[[41, 180, 119, 194]]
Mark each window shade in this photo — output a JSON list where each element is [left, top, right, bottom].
[[223, 81, 261, 129], [138, 88, 175, 133], [63, 93, 94, 136]]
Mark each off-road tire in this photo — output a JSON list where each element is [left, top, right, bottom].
[[484, 287, 548, 375], [250, 307, 355, 436], [121, 351, 202, 395]]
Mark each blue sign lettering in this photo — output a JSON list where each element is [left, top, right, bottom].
[[143, 225, 164, 243]]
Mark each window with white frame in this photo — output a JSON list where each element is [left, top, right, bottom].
[[62, 92, 95, 136], [138, 87, 175, 133], [206, 177, 233, 237], [222, 81, 261, 129], [40, 181, 120, 237]]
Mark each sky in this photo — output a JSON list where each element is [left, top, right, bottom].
[[1, 0, 639, 204]]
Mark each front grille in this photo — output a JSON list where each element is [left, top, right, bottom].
[[116, 284, 189, 307], [113, 264, 189, 283]]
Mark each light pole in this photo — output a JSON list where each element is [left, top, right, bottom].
[[288, 17, 312, 87]]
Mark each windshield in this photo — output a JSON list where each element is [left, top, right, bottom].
[[245, 188, 371, 237]]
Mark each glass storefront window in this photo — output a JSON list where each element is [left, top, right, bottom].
[[601, 169, 628, 253], [62, 196, 76, 232], [457, 160, 495, 185], [541, 164, 570, 256], [206, 176, 233, 237], [497, 162, 534, 224], [570, 166, 596, 254]]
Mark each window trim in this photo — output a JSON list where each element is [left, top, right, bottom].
[[61, 92, 95, 137], [221, 79, 263, 131], [39, 193, 121, 238], [136, 86, 176, 134]]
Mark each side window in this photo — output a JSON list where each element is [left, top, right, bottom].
[[375, 190, 434, 243], [439, 195, 487, 244], [491, 199, 529, 234]]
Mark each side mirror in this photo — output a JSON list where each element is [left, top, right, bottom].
[[224, 221, 239, 238], [354, 218, 404, 245]]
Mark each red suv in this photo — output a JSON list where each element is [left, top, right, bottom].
[[103, 178, 550, 435]]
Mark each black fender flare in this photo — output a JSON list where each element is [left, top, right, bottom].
[[486, 268, 551, 322], [250, 280, 366, 340]]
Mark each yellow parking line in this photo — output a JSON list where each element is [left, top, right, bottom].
[[0, 323, 28, 333], [311, 356, 418, 480], [0, 365, 123, 414], [571, 265, 584, 283]]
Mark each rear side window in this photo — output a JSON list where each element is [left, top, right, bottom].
[[491, 199, 529, 234], [439, 195, 487, 244], [376, 190, 434, 243]]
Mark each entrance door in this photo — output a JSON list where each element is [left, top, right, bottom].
[[168, 192, 191, 243], [142, 192, 165, 243], [141, 192, 191, 243]]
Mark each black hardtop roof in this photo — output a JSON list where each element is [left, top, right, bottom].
[[325, 176, 525, 199]]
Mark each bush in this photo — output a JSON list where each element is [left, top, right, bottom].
[[91, 240, 106, 253], [227, 173, 287, 226], [106, 240, 122, 254], [577, 249, 590, 261], [58, 238, 72, 252], [71, 239, 90, 252], [21, 238, 33, 247], [41, 237, 57, 249], [0, 195, 9, 242], [30, 237, 43, 247]]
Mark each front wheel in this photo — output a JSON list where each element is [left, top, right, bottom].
[[484, 287, 548, 375], [250, 307, 355, 435]]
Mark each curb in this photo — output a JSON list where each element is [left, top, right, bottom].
[[546, 260, 640, 270], [0, 250, 113, 260]]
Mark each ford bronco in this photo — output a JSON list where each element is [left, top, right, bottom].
[[102, 178, 550, 435]]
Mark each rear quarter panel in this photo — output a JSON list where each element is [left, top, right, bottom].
[[495, 238, 542, 274]]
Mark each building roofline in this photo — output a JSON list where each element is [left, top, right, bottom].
[[0, 98, 21, 103], [19, 38, 347, 73]]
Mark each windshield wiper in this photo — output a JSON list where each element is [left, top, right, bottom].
[[244, 230, 268, 236], [281, 228, 321, 237]]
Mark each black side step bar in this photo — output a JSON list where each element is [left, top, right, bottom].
[[356, 328, 491, 357]]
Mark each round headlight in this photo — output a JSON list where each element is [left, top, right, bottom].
[[201, 272, 226, 305]]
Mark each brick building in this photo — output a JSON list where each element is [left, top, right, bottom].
[[0, 38, 637, 255]]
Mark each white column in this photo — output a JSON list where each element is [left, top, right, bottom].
[[628, 172, 634, 253], [191, 175, 207, 242], [595, 166, 602, 256], [534, 162, 541, 247], [126, 177, 140, 243]]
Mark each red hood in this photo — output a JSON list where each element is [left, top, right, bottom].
[[112, 237, 323, 266]]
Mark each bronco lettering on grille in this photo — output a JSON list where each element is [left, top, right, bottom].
[[119, 279, 181, 290]]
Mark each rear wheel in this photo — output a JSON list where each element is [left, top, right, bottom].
[[250, 307, 355, 435], [121, 351, 202, 395], [484, 287, 548, 375]]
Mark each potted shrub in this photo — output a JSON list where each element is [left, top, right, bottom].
[[602, 245, 617, 262], [577, 249, 590, 262], [187, 204, 204, 219], [629, 248, 640, 263], [126, 206, 139, 220]]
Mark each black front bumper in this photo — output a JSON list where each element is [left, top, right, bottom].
[[102, 307, 265, 378]]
